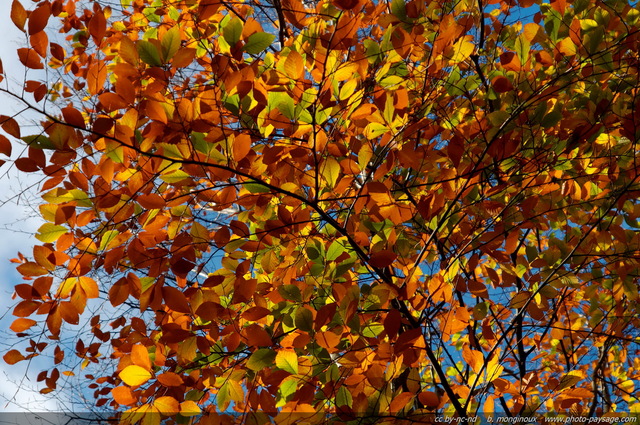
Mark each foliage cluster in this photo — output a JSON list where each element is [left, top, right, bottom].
[[2, 0, 640, 423]]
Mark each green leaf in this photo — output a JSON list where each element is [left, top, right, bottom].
[[99, 230, 119, 251], [243, 32, 275, 54], [277, 376, 298, 403], [160, 170, 190, 184], [223, 17, 243, 45], [161, 27, 181, 62], [390, 0, 407, 21], [326, 241, 345, 261], [294, 307, 314, 332], [278, 285, 301, 302], [336, 386, 352, 407], [23, 135, 55, 150], [245, 182, 270, 193], [361, 322, 384, 338], [35, 223, 68, 243], [247, 348, 276, 371], [137, 40, 162, 67], [275, 350, 299, 375]]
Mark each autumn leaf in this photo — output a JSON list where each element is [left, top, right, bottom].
[[119, 365, 152, 387], [275, 349, 299, 375]]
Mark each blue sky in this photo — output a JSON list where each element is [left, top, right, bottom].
[[0, 0, 61, 412]]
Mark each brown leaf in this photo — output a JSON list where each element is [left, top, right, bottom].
[[27, 3, 51, 36]]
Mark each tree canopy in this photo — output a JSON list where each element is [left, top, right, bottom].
[[2, 0, 640, 422]]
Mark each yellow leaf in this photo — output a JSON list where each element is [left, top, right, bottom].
[[35, 223, 68, 243], [154, 396, 179, 415], [449, 38, 475, 63], [321, 158, 341, 188], [333, 63, 359, 82], [284, 50, 303, 80], [119, 365, 152, 387], [276, 349, 299, 375], [57, 278, 77, 298], [180, 400, 201, 416]]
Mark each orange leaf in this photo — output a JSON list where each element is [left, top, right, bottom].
[[500, 51, 521, 72], [3, 349, 25, 365], [233, 134, 251, 162], [109, 279, 130, 307], [389, 392, 414, 413], [491, 76, 514, 93], [13, 300, 40, 317], [418, 391, 440, 409], [98, 92, 127, 112], [179, 400, 201, 416], [78, 276, 99, 299], [88, 11, 107, 44], [10, 318, 37, 333], [87, 62, 107, 96], [245, 324, 273, 347], [17, 48, 44, 70], [112, 386, 137, 405], [284, 51, 303, 80], [16, 262, 48, 277], [0, 135, 12, 157], [11, 0, 27, 31], [462, 346, 484, 374], [154, 396, 179, 415], [29, 31, 48, 57], [137, 193, 166, 209], [162, 286, 190, 313], [131, 345, 151, 371], [316, 330, 341, 352], [157, 372, 184, 387]]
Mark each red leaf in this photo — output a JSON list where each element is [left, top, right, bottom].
[[15, 157, 39, 172], [492, 76, 514, 93], [369, 250, 397, 268], [383, 309, 402, 337], [0, 135, 12, 157], [61, 107, 86, 129], [88, 11, 107, 44], [418, 391, 440, 409], [244, 324, 272, 347], [334, 0, 362, 10]]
